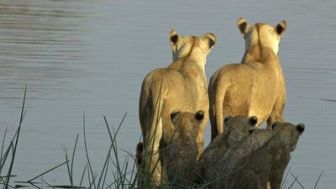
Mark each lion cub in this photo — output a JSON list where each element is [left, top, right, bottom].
[[200, 116, 258, 179], [213, 122, 304, 189], [136, 110, 204, 187], [209, 17, 287, 140], [200, 115, 258, 181], [164, 110, 204, 187]]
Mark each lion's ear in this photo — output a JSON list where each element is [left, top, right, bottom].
[[224, 116, 232, 124], [296, 123, 305, 134], [169, 29, 179, 45], [237, 17, 250, 35], [170, 111, 181, 122], [204, 33, 216, 49], [195, 110, 204, 121], [248, 116, 258, 126], [275, 20, 287, 36], [271, 122, 281, 130]]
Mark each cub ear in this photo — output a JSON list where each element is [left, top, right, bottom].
[[296, 123, 305, 134], [224, 116, 232, 124], [271, 122, 281, 130], [169, 29, 179, 45], [204, 33, 216, 48], [275, 20, 287, 36], [248, 116, 258, 126], [237, 17, 249, 35], [195, 110, 204, 121], [248, 128, 256, 134], [170, 111, 181, 122]]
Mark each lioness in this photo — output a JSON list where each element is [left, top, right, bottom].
[[139, 29, 216, 185], [209, 17, 287, 139]]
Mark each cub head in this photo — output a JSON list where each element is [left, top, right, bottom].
[[223, 115, 258, 145], [271, 122, 305, 151], [169, 29, 216, 61], [236, 17, 287, 55], [170, 110, 204, 140]]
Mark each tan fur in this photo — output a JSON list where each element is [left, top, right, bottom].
[[139, 30, 216, 185], [209, 17, 287, 139]]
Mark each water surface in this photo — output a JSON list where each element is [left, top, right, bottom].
[[0, 0, 335, 187]]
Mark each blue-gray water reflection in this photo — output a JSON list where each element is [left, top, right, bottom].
[[0, 0, 335, 187]]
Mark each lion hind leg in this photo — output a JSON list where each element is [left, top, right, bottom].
[[141, 77, 166, 186], [141, 117, 163, 186]]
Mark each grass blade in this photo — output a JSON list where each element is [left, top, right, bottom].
[[0, 141, 13, 172], [79, 165, 86, 188], [288, 173, 304, 189], [0, 128, 8, 161], [27, 161, 68, 182], [4, 87, 27, 189], [313, 171, 324, 189], [83, 112, 97, 189], [64, 150, 72, 186], [71, 134, 79, 184]]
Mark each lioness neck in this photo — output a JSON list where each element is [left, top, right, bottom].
[[241, 45, 278, 65], [169, 48, 206, 77]]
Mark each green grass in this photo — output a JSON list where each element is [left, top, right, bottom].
[[0, 88, 325, 189], [0, 87, 26, 189]]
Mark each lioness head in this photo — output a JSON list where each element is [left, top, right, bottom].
[[169, 29, 216, 61], [237, 17, 287, 54]]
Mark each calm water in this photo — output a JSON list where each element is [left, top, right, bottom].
[[0, 0, 335, 187]]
